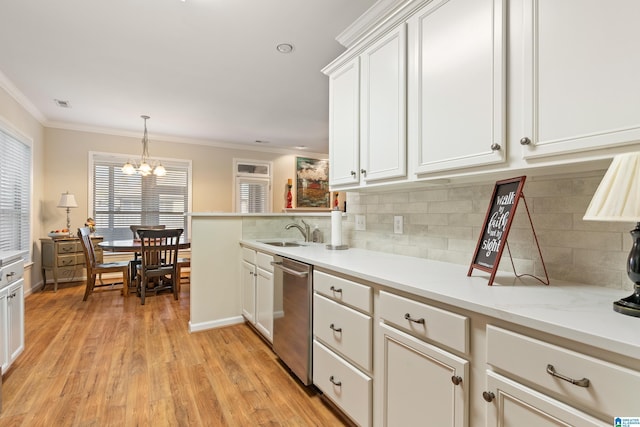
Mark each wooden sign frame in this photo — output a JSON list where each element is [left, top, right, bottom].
[[468, 176, 526, 286]]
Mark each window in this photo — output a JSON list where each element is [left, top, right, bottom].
[[90, 152, 192, 241], [0, 121, 31, 260], [234, 159, 272, 213]]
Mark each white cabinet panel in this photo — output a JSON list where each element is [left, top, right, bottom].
[[484, 371, 607, 427], [7, 280, 24, 366], [410, 0, 505, 174], [0, 288, 7, 374], [520, 0, 640, 159], [329, 57, 361, 186], [241, 259, 256, 324], [360, 24, 407, 183], [379, 323, 468, 427], [255, 265, 273, 342]]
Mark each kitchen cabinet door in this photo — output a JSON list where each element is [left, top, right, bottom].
[[241, 259, 256, 324], [0, 288, 7, 374], [360, 24, 407, 183], [484, 371, 607, 427], [409, 0, 506, 175], [379, 323, 468, 426], [328, 57, 360, 187], [255, 267, 273, 342], [7, 280, 24, 366], [519, 0, 640, 159]]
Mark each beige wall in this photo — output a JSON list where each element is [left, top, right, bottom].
[[42, 127, 327, 235]]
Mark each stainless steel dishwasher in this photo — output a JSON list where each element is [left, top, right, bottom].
[[271, 255, 313, 385]]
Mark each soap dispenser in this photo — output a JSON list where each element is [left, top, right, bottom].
[[312, 225, 323, 243]]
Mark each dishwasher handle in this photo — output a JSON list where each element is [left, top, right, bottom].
[[271, 261, 309, 278]]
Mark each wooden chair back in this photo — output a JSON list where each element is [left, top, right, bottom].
[[136, 228, 183, 303], [130, 224, 165, 240], [78, 227, 98, 273]]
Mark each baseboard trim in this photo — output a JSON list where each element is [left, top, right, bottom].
[[188, 316, 244, 333]]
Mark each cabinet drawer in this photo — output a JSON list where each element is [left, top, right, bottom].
[[241, 247, 255, 264], [0, 260, 24, 289], [379, 291, 468, 354], [313, 340, 372, 427], [57, 254, 82, 267], [256, 251, 273, 272], [314, 270, 372, 313], [314, 294, 372, 372], [57, 241, 78, 254], [487, 325, 640, 418]]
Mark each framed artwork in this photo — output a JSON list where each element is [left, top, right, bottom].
[[296, 157, 330, 208]]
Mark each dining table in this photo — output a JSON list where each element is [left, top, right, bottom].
[[98, 238, 191, 289]]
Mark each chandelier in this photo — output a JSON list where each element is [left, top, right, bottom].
[[122, 115, 166, 176]]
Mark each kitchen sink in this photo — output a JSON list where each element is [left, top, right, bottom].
[[260, 240, 307, 247]]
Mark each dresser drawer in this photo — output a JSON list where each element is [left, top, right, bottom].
[[313, 340, 372, 427], [241, 247, 256, 264], [314, 270, 372, 313], [57, 241, 79, 254], [57, 254, 82, 267], [314, 293, 372, 372], [487, 325, 640, 418], [256, 251, 273, 272], [379, 291, 468, 354]]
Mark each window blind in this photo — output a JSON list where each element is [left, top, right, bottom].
[[237, 177, 269, 213], [0, 125, 31, 259], [91, 153, 191, 241]]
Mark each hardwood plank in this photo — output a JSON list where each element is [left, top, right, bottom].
[[1, 281, 349, 426]]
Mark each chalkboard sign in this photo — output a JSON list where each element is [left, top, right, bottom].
[[468, 176, 526, 286]]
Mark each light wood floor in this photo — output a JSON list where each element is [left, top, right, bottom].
[[0, 280, 348, 426]]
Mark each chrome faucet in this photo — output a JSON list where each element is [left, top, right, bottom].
[[285, 219, 311, 242]]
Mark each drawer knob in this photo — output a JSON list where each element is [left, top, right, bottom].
[[520, 136, 531, 145], [329, 323, 342, 333], [482, 391, 495, 402], [451, 375, 462, 386], [329, 285, 342, 294], [350, 170, 356, 177], [360, 168, 367, 177], [404, 313, 425, 324], [490, 143, 501, 151], [329, 375, 342, 387], [546, 364, 590, 388]]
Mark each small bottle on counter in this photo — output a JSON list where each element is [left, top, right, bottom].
[[312, 225, 323, 243]]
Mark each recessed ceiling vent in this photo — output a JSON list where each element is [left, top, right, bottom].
[[54, 99, 72, 108]]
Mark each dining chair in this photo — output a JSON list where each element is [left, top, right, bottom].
[[128, 224, 166, 291], [135, 228, 183, 305], [77, 227, 130, 301]]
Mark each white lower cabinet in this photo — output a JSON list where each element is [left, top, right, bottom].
[[0, 258, 25, 375], [484, 371, 606, 427], [240, 247, 274, 342], [379, 317, 469, 427]]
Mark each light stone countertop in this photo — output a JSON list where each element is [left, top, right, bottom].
[[240, 239, 640, 360]]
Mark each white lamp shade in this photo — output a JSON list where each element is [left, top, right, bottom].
[[584, 152, 640, 222], [57, 192, 78, 208]]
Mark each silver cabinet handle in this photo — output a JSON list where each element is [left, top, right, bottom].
[[329, 375, 342, 386], [490, 143, 501, 151], [329, 285, 342, 294], [404, 313, 425, 324], [350, 170, 356, 177], [482, 391, 495, 402], [451, 375, 462, 386], [520, 137, 531, 145], [546, 364, 590, 387], [6, 271, 15, 278], [329, 323, 342, 333], [360, 168, 367, 177]]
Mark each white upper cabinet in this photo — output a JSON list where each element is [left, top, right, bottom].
[[360, 24, 407, 183], [409, 0, 506, 175], [328, 57, 361, 187], [519, 0, 640, 159]]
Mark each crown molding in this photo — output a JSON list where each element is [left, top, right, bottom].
[[0, 70, 46, 124]]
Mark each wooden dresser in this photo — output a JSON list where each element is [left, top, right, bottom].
[[41, 236, 103, 291]]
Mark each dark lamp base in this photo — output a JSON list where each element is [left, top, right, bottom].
[[613, 292, 640, 318]]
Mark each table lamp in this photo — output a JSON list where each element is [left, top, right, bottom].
[[583, 152, 640, 317], [57, 191, 78, 237]]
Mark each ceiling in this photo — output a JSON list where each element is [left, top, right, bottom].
[[0, 0, 377, 154]]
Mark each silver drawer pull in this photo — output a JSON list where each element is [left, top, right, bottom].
[[329, 323, 342, 333], [329, 375, 342, 387], [62, 247, 73, 252], [329, 285, 342, 294], [404, 313, 425, 324], [546, 364, 590, 388], [6, 272, 15, 278]]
